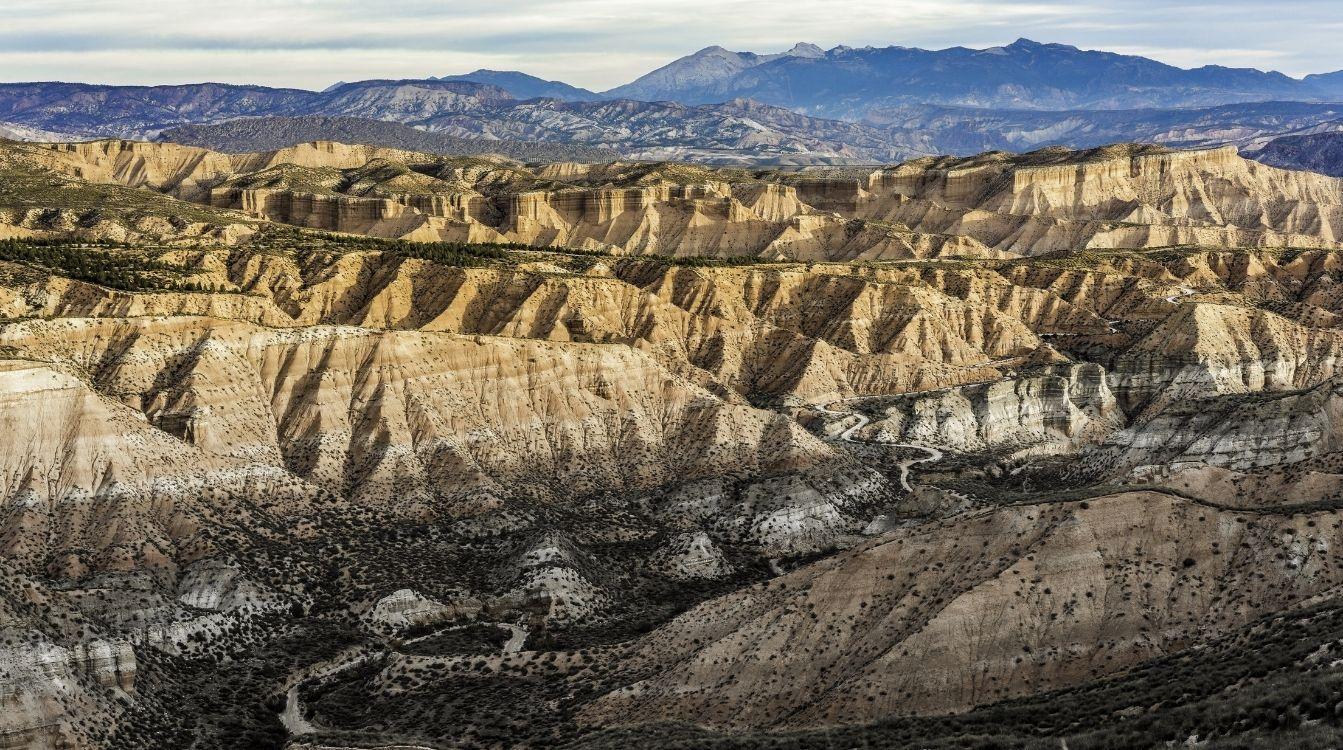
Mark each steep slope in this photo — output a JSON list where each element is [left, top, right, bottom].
[[0, 247, 1048, 402], [0, 314, 885, 573], [14, 139, 1343, 259], [586, 491, 1343, 728]]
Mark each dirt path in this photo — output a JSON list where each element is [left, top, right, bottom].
[[815, 399, 943, 492], [280, 685, 317, 735], [279, 621, 528, 740], [399, 620, 528, 652], [500, 623, 528, 653]]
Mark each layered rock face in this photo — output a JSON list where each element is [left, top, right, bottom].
[[860, 145, 1343, 254], [12, 139, 1343, 260], [1077, 375, 1343, 508], [365, 589, 459, 633], [1112, 302, 1343, 412], [861, 363, 1119, 455], [1, 636, 137, 748], [0, 316, 876, 576], [0, 250, 1053, 403]]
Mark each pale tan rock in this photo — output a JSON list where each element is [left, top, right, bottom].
[[15, 139, 1343, 260]]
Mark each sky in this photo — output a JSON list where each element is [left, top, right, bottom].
[[5, 0, 1343, 91]]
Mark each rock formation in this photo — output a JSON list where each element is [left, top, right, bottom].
[[10, 139, 1343, 259], [648, 532, 734, 580], [5, 139, 1343, 748]]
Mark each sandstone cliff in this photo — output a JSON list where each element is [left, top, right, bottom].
[[11, 139, 1343, 261]]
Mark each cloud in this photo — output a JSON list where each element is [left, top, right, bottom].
[[1, 0, 1339, 89]]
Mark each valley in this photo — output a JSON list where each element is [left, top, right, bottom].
[[6, 136, 1343, 748]]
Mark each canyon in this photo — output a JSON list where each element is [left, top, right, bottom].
[[4, 137, 1343, 748]]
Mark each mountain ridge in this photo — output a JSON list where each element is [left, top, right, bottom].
[[4, 82, 924, 164], [434, 69, 601, 102], [157, 115, 621, 162], [5, 39, 1343, 167], [605, 38, 1343, 117]]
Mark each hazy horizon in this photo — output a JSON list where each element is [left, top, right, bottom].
[[5, 0, 1343, 91]]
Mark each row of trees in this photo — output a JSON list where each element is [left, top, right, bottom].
[[0, 239, 197, 292]]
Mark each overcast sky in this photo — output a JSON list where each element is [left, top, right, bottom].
[[6, 0, 1343, 91]]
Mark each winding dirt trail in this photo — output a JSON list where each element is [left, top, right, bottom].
[[499, 623, 528, 653], [279, 621, 528, 740], [280, 685, 317, 736], [815, 399, 943, 492], [399, 620, 529, 653]]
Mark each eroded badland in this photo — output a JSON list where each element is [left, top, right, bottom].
[[6, 137, 1343, 748]]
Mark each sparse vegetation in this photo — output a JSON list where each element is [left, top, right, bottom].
[[9, 135, 1343, 750], [0, 238, 213, 291]]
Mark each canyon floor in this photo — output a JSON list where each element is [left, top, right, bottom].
[[5, 138, 1343, 748]]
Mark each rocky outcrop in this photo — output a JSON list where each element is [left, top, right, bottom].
[[503, 567, 606, 625], [862, 363, 1120, 455], [366, 589, 456, 633], [1, 636, 136, 749], [1112, 302, 1343, 412], [175, 559, 276, 611], [26, 139, 235, 201], [1084, 376, 1343, 487], [648, 532, 733, 580]]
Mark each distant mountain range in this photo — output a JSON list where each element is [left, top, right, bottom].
[[433, 70, 600, 102], [1245, 130, 1343, 176], [0, 79, 922, 163], [159, 115, 620, 162], [877, 100, 1343, 155], [601, 39, 1343, 117], [5, 39, 1343, 164], [0, 79, 520, 138], [161, 97, 917, 165]]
